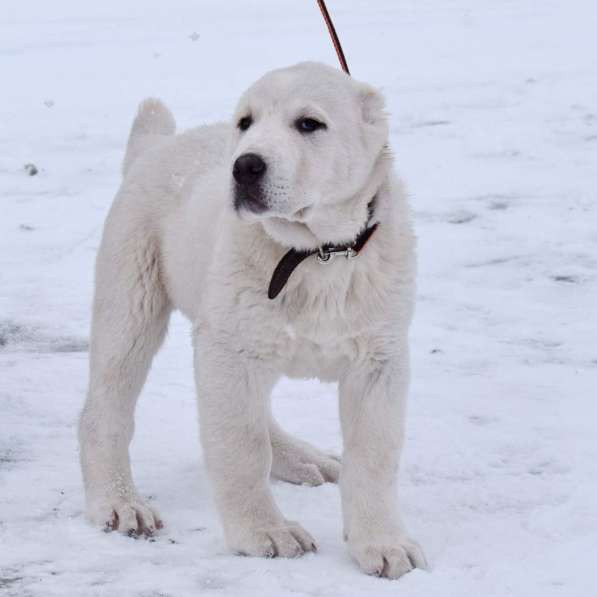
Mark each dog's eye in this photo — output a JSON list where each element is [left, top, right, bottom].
[[237, 115, 253, 132], [295, 117, 326, 133]]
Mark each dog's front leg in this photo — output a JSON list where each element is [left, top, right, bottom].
[[194, 332, 316, 558], [339, 348, 427, 579]]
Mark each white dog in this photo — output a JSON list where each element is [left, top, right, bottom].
[[78, 62, 426, 579]]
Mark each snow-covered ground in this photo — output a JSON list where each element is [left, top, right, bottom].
[[1, 1, 596, 595]]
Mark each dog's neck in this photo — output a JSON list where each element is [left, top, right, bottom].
[[261, 146, 393, 252]]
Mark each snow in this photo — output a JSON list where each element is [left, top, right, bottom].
[[1, 0, 596, 595]]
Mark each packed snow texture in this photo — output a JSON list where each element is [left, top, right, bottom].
[[1, 1, 596, 595]]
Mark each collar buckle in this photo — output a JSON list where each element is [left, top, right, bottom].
[[317, 246, 357, 264]]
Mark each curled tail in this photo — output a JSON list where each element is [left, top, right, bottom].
[[122, 98, 176, 176]]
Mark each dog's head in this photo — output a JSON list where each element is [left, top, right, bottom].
[[229, 62, 390, 249]]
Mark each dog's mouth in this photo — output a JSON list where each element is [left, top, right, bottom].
[[233, 184, 269, 215], [234, 184, 313, 224]]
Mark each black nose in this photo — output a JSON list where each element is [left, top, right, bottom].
[[233, 153, 266, 185]]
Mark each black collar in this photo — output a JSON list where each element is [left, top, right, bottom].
[[267, 198, 378, 300]]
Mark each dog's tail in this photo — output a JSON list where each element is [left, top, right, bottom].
[[122, 98, 176, 176]]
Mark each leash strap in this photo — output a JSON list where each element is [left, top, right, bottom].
[[316, 0, 350, 75]]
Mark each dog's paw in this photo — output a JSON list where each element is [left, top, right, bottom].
[[271, 437, 341, 486], [348, 534, 427, 579], [229, 519, 317, 558], [87, 495, 163, 538]]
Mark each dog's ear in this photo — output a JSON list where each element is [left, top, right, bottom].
[[359, 84, 387, 127]]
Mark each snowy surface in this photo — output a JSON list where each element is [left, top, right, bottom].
[[1, 1, 596, 595]]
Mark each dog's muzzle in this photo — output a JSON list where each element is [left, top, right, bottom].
[[233, 153, 268, 214]]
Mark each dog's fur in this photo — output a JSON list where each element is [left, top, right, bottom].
[[79, 62, 426, 579]]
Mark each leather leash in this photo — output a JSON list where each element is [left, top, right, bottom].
[[316, 0, 350, 75]]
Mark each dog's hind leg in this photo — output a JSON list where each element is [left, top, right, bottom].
[[270, 419, 340, 485], [79, 199, 171, 537]]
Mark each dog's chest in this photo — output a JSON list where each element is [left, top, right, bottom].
[[275, 292, 371, 380], [279, 326, 355, 381]]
